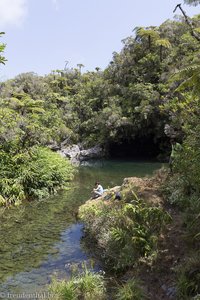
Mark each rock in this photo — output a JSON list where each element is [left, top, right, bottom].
[[60, 138, 70, 148], [47, 141, 60, 151], [161, 284, 177, 299], [122, 177, 146, 188], [57, 143, 105, 164], [120, 176, 163, 206], [59, 144, 80, 160], [85, 186, 121, 204], [79, 145, 104, 161]]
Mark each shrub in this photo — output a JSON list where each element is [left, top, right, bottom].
[[173, 123, 200, 194], [79, 197, 171, 271], [0, 146, 74, 205], [162, 174, 191, 208], [163, 175, 200, 247]]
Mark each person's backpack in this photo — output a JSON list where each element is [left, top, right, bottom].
[[115, 191, 121, 200]]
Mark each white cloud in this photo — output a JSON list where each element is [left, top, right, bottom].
[[0, 0, 28, 28]]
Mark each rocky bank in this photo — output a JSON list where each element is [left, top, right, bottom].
[[78, 171, 188, 300]]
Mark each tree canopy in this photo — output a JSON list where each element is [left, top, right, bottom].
[[1, 9, 200, 204]]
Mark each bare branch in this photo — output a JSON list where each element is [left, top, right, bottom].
[[173, 3, 200, 42]]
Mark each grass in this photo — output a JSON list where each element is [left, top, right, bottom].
[[115, 278, 146, 300], [50, 266, 106, 300]]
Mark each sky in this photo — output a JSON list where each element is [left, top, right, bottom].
[[0, 0, 199, 80]]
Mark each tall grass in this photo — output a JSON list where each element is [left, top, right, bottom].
[[50, 266, 106, 300], [115, 278, 146, 300]]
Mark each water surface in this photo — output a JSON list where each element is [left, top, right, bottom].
[[0, 160, 163, 297]]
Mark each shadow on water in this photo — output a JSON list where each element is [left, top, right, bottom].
[[0, 159, 164, 295]]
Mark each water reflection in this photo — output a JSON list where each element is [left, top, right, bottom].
[[0, 160, 163, 294], [0, 224, 90, 294]]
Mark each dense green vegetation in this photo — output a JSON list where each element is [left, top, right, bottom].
[[0, 146, 74, 206], [1, 8, 200, 160], [1, 0, 200, 298], [50, 265, 106, 300], [50, 269, 146, 300], [50, 262, 145, 300], [60, 2, 200, 295], [0, 41, 75, 205], [79, 193, 170, 272]]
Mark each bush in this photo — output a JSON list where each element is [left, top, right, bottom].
[[79, 197, 171, 271], [163, 175, 200, 247], [183, 194, 200, 247], [162, 174, 192, 208], [173, 122, 200, 194], [0, 146, 74, 205]]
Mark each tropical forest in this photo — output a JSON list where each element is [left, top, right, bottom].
[[0, 0, 200, 299]]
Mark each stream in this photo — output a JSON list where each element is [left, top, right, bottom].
[[0, 159, 164, 298]]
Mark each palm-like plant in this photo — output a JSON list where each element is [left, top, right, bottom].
[[8, 93, 45, 116], [77, 63, 85, 74], [173, 60, 200, 95], [155, 38, 171, 61], [134, 27, 159, 50]]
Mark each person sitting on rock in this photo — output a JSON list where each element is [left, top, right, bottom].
[[92, 181, 104, 199]]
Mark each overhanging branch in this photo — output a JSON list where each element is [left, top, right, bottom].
[[173, 3, 200, 42]]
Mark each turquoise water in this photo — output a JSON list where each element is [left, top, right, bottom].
[[0, 160, 163, 297]]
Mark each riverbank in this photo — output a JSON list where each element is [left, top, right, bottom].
[[76, 170, 199, 300], [0, 160, 162, 295]]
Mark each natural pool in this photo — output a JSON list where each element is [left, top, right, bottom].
[[0, 160, 164, 298]]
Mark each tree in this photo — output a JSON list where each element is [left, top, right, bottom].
[[173, 4, 200, 42], [77, 63, 84, 74], [134, 27, 159, 50], [184, 0, 200, 5], [95, 67, 101, 72], [155, 38, 171, 61], [0, 32, 6, 65]]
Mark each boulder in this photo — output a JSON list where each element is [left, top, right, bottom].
[[83, 186, 121, 206], [59, 144, 80, 161], [60, 138, 71, 148], [57, 143, 105, 164], [79, 145, 104, 161]]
